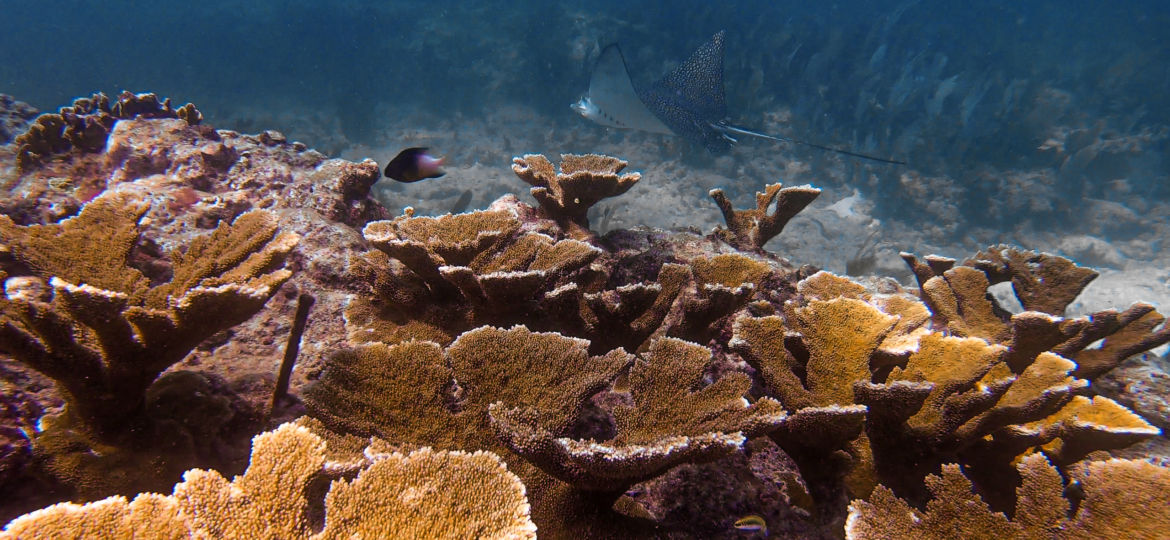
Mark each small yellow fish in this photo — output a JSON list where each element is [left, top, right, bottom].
[[733, 514, 767, 537]]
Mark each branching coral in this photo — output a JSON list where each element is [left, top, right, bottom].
[[665, 253, 776, 343], [846, 454, 1170, 540], [351, 201, 777, 356], [511, 153, 640, 239], [962, 245, 1100, 316], [305, 325, 784, 536], [305, 326, 630, 449], [0, 423, 537, 539], [903, 246, 1170, 377], [0, 192, 297, 442], [489, 337, 787, 491], [14, 91, 201, 172], [351, 206, 602, 345], [710, 182, 821, 251], [731, 263, 1162, 526]]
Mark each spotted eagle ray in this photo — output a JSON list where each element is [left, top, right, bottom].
[[572, 31, 905, 164]]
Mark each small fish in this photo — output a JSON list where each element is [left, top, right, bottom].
[[733, 514, 768, 537], [384, 147, 446, 183]]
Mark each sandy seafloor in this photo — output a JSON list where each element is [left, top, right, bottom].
[[207, 100, 1170, 360]]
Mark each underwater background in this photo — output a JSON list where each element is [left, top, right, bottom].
[[2, 1, 1170, 537], [4, 1, 1167, 232], [8, 0, 1163, 295]]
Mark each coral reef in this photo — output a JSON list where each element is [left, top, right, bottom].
[[348, 198, 783, 355], [731, 254, 1166, 527], [0, 94, 389, 433], [511, 153, 640, 239], [2, 94, 1167, 539], [0, 192, 298, 499], [14, 91, 201, 172], [0, 422, 536, 539], [846, 454, 1170, 539], [710, 182, 822, 251], [0, 101, 387, 517], [0, 193, 296, 442], [305, 325, 786, 536]]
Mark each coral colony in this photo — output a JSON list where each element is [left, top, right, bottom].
[[0, 92, 1168, 539]]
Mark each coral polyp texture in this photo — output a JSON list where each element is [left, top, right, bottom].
[[14, 91, 201, 172], [0, 193, 296, 442], [732, 253, 1166, 529], [710, 182, 822, 251], [304, 325, 790, 536], [846, 454, 1170, 540], [511, 153, 640, 239], [0, 423, 537, 539], [349, 196, 782, 355]]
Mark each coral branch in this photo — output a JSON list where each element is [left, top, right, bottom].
[[0, 423, 536, 539], [0, 194, 296, 442], [511, 153, 640, 239], [14, 91, 201, 172], [710, 182, 821, 251], [846, 454, 1170, 540]]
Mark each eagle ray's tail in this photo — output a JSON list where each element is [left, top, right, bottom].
[[716, 123, 907, 165]]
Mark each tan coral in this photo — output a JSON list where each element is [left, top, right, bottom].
[[306, 326, 632, 451], [903, 247, 1170, 376], [732, 264, 1161, 525], [511, 153, 640, 238], [543, 263, 688, 355], [363, 207, 522, 295], [845, 454, 1170, 540], [1000, 395, 1160, 465], [963, 245, 1098, 316], [796, 270, 868, 301], [709, 182, 821, 251], [15, 91, 202, 172], [0, 192, 152, 297], [318, 447, 537, 539], [354, 207, 604, 346], [791, 297, 897, 407], [886, 333, 1008, 434], [0, 493, 189, 539], [920, 266, 1011, 342], [489, 337, 786, 490], [0, 193, 297, 442], [667, 254, 775, 344], [1, 423, 537, 540]]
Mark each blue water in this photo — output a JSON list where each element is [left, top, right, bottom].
[[2, 1, 1168, 226]]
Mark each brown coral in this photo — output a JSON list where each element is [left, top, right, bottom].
[[0, 192, 297, 441], [710, 182, 821, 251], [352, 206, 603, 346], [353, 203, 773, 356], [511, 153, 640, 239], [0, 423, 537, 539], [903, 246, 1170, 378], [845, 454, 1170, 540], [665, 254, 776, 343], [963, 245, 1099, 316], [731, 266, 1162, 525], [489, 337, 787, 491], [14, 91, 202, 172], [305, 325, 631, 451], [305, 324, 794, 536]]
